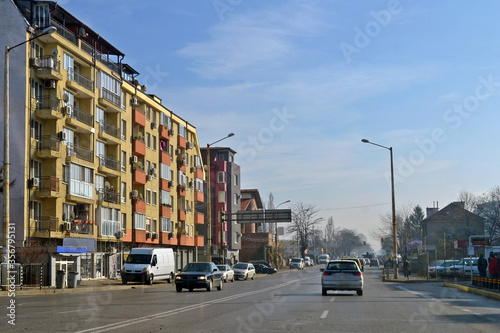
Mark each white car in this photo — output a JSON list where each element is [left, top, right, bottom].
[[304, 257, 313, 267], [232, 262, 256, 280], [290, 258, 305, 269]]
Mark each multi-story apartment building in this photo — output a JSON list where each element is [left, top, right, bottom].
[[198, 147, 241, 262], [0, 1, 205, 285]]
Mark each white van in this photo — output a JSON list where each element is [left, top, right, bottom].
[[319, 254, 330, 265], [121, 248, 175, 285]]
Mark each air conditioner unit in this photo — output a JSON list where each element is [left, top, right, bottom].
[[169, 128, 175, 136], [150, 168, 157, 176], [188, 181, 193, 188], [131, 155, 138, 164], [190, 167, 195, 173], [30, 57, 40, 68], [186, 142, 193, 149], [44, 80, 56, 89], [64, 222, 71, 231], [168, 232, 174, 239], [31, 178, 40, 187], [152, 233, 159, 240], [169, 180, 174, 188], [151, 122, 158, 129], [146, 175, 152, 181], [175, 149, 182, 155], [58, 131, 67, 141], [131, 97, 140, 106], [116, 231, 125, 239], [61, 105, 72, 115], [179, 160, 186, 166], [146, 232, 153, 239], [131, 190, 139, 199]]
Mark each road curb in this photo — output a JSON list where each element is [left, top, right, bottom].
[[444, 283, 500, 300]]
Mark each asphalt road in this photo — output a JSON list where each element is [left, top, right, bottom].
[[1, 266, 499, 332]]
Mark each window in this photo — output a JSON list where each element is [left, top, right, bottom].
[[33, 3, 50, 29], [146, 133, 151, 148], [146, 161, 150, 174], [121, 120, 126, 140], [194, 179, 203, 192], [218, 172, 225, 183], [178, 123, 186, 138], [96, 107, 105, 125], [234, 174, 239, 186], [152, 135, 157, 151], [63, 89, 74, 108], [95, 175, 104, 191], [146, 106, 151, 121], [121, 182, 126, 203], [63, 204, 76, 222], [234, 193, 239, 205], [30, 160, 41, 179], [178, 171, 187, 187], [68, 163, 94, 199], [99, 207, 120, 237], [152, 110, 157, 123], [134, 213, 146, 230], [146, 189, 151, 204], [161, 190, 170, 206], [30, 201, 42, 223], [121, 151, 126, 172], [194, 156, 202, 169], [146, 218, 151, 232], [31, 42, 44, 58], [100, 72, 120, 100], [218, 191, 226, 203], [218, 153, 225, 161], [169, 144, 174, 156], [162, 217, 172, 232], [229, 154, 234, 163], [152, 218, 157, 233], [152, 163, 157, 178], [96, 141, 105, 163], [152, 191, 157, 206], [121, 91, 126, 110], [160, 113, 171, 129], [161, 163, 171, 180], [170, 195, 174, 211], [63, 53, 74, 79], [121, 213, 126, 231]]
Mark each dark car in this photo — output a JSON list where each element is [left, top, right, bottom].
[[369, 259, 380, 267], [175, 262, 223, 292], [253, 263, 278, 274]]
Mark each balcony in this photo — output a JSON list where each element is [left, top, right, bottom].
[[36, 136, 61, 159], [161, 231, 178, 245], [67, 69, 94, 98], [194, 190, 204, 203], [161, 205, 172, 218], [133, 199, 146, 214], [69, 220, 95, 235], [66, 106, 94, 133], [133, 139, 146, 156], [179, 235, 195, 247], [66, 143, 94, 165], [194, 213, 204, 225], [177, 135, 187, 149], [178, 210, 186, 222], [194, 167, 204, 180], [195, 235, 204, 247], [50, 18, 77, 46], [98, 121, 121, 144], [177, 184, 187, 197], [160, 126, 171, 140], [34, 216, 59, 232], [34, 176, 62, 198], [97, 189, 120, 204], [133, 108, 146, 127], [133, 168, 147, 185], [99, 88, 121, 112], [98, 155, 121, 177], [32, 56, 63, 80], [35, 96, 62, 119], [161, 151, 171, 165]]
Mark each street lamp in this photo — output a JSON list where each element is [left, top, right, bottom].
[[274, 200, 290, 267], [361, 138, 398, 279], [206, 133, 234, 262], [3, 26, 56, 269]]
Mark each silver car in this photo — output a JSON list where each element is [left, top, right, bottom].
[[320, 260, 363, 296], [232, 262, 256, 280], [217, 264, 235, 282]]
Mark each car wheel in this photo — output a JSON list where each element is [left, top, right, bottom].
[[148, 275, 154, 286], [189, 288, 193, 292], [357, 289, 363, 296], [322, 288, 327, 296], [217, 279, 223, 291], [207, 279, 213, 291], [176, 285, 182, 292], [168, 273, 174, 284], [121, 280, 127, 285]]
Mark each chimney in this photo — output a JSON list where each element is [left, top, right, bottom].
[[426, 201, 439, 218]]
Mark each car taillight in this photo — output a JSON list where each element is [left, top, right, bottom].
[[323, 272, 332, 276], [353, 272, 362, 276]]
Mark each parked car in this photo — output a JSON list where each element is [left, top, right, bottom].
[[448, 258, 479, 277], [232, 262, 256, 280], [320, 260, 363, 296], [435, 260, 460, 277], [304, 257, 313, 267], [253, 263, 278, 274], [428, 260, 445, 277], [289, 258, 305, 270], [175, 262, 223, 292], [217, 264, 235, 282]]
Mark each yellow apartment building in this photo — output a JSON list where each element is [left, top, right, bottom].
[[0, 0, 205, 285]]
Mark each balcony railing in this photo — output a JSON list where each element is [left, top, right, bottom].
[[35, 216, 59, 232], [101, 87, 120, 107], [50, 18, 78, 45], [71, 106, 94, 127], [39, 176, 59, 192], [67, 142, 94, 163], [70, 220, 94, 235], [37, 135, 60, 152], [98, 189, 120, 204], [36, 96, 60, 111], [100, 120, 120, 139], [36, 55, 61, 73], [68, 69, 94, 92], [81, 39, 93, 55], [99, 154, 120, 171], [95, 51, 120, 73]]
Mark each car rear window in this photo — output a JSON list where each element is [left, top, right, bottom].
[[327, 262, 358, 270]]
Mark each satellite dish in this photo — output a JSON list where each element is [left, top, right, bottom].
[[79, 27, 88, 38], [137, 161, 143, 169], [63, 94, 69, 102], [142, 85, 147, 92], [138, 193, 143, 200], [51, 47, 58, 57], [105, 181, 111, 190]]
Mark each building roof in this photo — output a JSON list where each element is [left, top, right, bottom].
[[241, 189, 263, 209], [423, 202, 484, 223], [241, 199, 252, 211]]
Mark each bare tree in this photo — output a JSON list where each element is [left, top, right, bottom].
[[286, 202, 322, 257], [372, 204, 414, 254], [475, 186, 500, 243], [334, 228, 363, 257], [458, 189, 477, 212], [324, 217, 337, 257]]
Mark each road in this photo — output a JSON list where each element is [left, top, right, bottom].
[[1, 266, 499, 332]]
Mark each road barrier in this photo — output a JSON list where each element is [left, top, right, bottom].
[[471, 276, 499, 291]]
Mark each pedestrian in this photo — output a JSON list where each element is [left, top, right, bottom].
[[403, 259, 410, 279], [488, 252, 498, 279], [477, 254, 488, 277]]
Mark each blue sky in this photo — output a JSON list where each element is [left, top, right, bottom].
[[60, 0, 500, 248]]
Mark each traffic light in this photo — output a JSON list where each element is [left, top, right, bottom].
[[363, 241, 366, 246], [381, 237, 384, 243]]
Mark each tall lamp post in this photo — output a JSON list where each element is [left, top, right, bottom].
[[274, 200, 290, 267], [206, 133, 234, 262], [361, 138, 398, 279], [3, 26, 56, 268]]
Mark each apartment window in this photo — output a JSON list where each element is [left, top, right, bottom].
[[96, 107, 105, 124], [152, 218, 158, 233], [146, 189, 151, 204], [218, 153, 225, 161], [194, 156, 202, 169], [95, 175, 104, 192], [121, 91, 126, 110], [229, 155, 234, 163], [31, 42, 44, 58], [69, 163, 94, 199], [152, 110, 157, 123], [33, 4, 50, 28], [96, 141, 105, 164], [162, 217, 172, 232], [234, 193, 239, 205], [121, 151, 126, 172], [234, 174, 239, 186], [152, 191, 157, 206], [146, 218, 151, 232], [161, 190, 170, 206], [63, 53, 74, 79], [178, 123, 186, 138], [218, 172, 225, 183], [170, 195, 174, 211], [146, 161, 150, 175], [152, 136, 157, 151], [169, 144, 174, 156], [160, 113, 171, 129], [121, 120, 126, 140], [146, 106, 151, 120], [151, 163, 157, 178], [194, 179, 203, 192], [121, 182, 126, 203], [101, 72, 120, 101], [30, 160, 41, 180], [146, 133, 151, 148], [218, 191, 225, 203], [134, 213, 145, 230], [178, 171, 187, 187], [30, 201, 42, 222], [121, 213, 126, 231], [100, 207, 120, 237], [161, 163, 171, 180], [63, 204, 76, 222]]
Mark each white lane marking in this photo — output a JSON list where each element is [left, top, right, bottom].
[[330, 297, 335, 302], [75, 278, 305, 333], [320, 310, 328, 319]]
